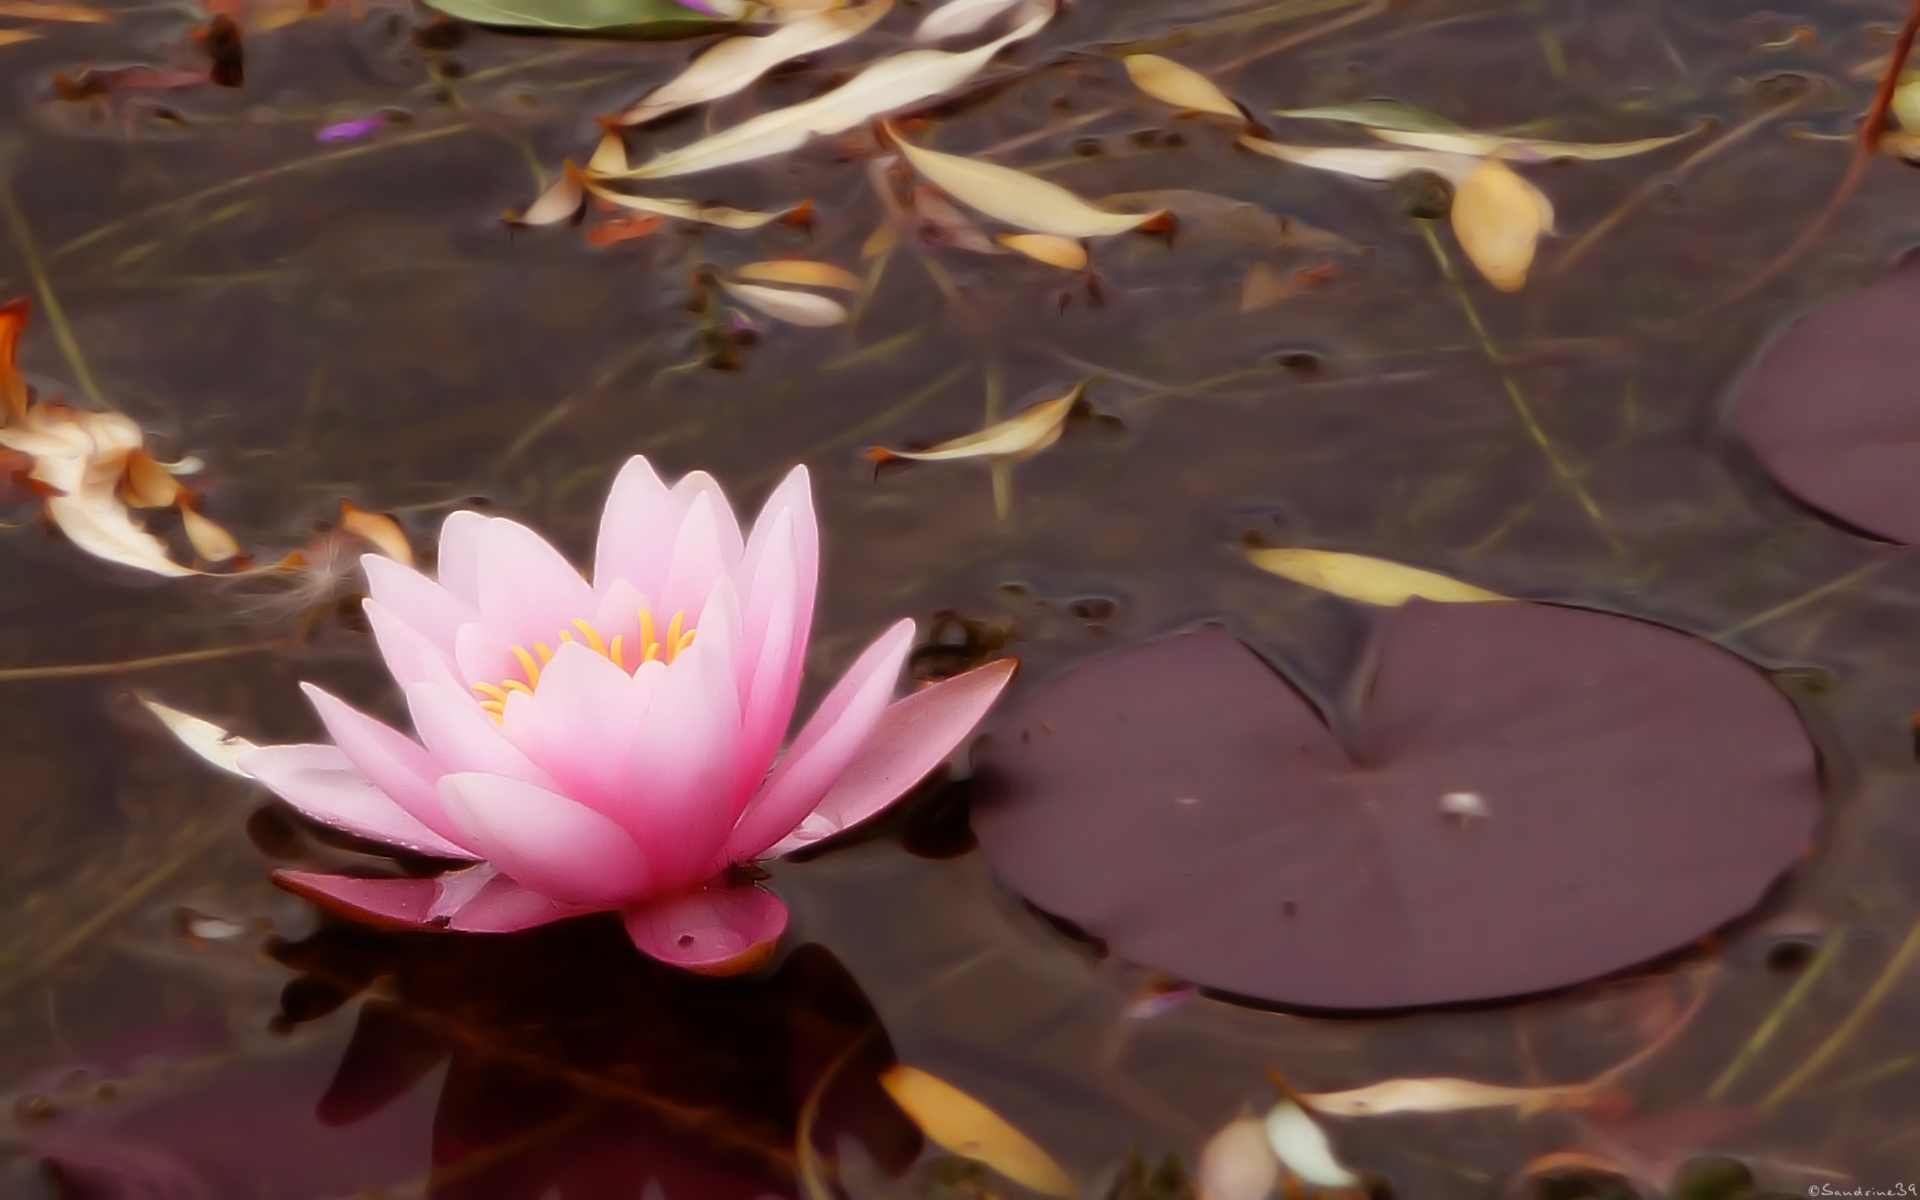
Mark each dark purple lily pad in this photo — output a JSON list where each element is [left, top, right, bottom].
[[1736, 249, 1920, 544], [970, 604, 1820, 1010]]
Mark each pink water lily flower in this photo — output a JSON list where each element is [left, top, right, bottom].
[[242, 458, 1013, 973]]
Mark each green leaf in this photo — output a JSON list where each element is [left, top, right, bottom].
[[422, 0, 721, 35], [1272, 99, 1463, 133]]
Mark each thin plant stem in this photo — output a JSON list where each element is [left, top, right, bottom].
[[1706, 928, 1845, 1100], [1759, 915, 1920, 1114], [1711, 559, 1892, 643], [1419, 221, 1622, 555], [0, 175, 107, 408], [0, 639, 287, 682]]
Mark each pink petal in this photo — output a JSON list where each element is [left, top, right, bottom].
[[405, 678, 558, 788], [361, 554, 475, 653], [435, 510, 489, 607], [594, 456, 677, 602], [300, 683, 471, 848], [624, 634, 739, 888], [452, 621, 518, 692], [438, 772, 652, 906], [474, 517, 595, 655], [447, 871, 598, 932], [624, 882, 788, 974], [273, 871, 440, 929], [726, 619, 914, 860], [668, 469, 745, 566], [364, 599, 451, 688], [733, 511, 800, 806], [766, 658, 1016, 856], [239, 744, 476, 859], [519, 641, 649, 816], [738, 466, 818, 640], [658, 490, 733, 623], [590, 577, 650, 660]]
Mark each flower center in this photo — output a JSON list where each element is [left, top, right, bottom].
[[471, 608, 694, 723]]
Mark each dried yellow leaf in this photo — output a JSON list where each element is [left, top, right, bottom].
[[514, 163, 585, 226], [733, 260, 863, 291], [1371, 125, 1696, 161], [718, 280, 849, 327], [997, 233, 1087, 269], [1123, 54, 1241, 119], [0, 0, 107, 19], [1238, 262, 1290, 312], [1245, 548, 1504, 606], [1197, 1116, 1278, 1200], [341, 501, 414, 565], [583, 180, 795, 230], [1296, 1076, 1588, 1118], [139, 697, 257, 777], [874, 377, 1089, 462], [122, 448, 185, 508], [1450, 158, 1551, 291], [879, 1066, 1075, 1197], [891, 127, 1161, 237], [181, 505, 240, 564], [0, 29, 40, 45]]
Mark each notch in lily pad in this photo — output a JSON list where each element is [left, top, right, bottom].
[[971, 596, 1821, 1010]]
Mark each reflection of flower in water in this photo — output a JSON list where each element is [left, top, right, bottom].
[[276, 920, 921, 1199]]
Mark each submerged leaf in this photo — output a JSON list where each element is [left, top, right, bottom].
[[1297, 1076, 1589, 1117], [616, 0, 893, 126], [719, 279, 849, 326], [1197, 1116, 1278, 1200], [997, 233, 1087, 269], [1236, 137, 1479, 183], [733, 259, 863, 290], [1123, 54, 1241, 119], [514, 164, 586, 226], [582, 179, 795, 228], [1273, 99, 1462, 133], [181, 506, 240, 564], [1450, 157, 1552, 291], [1371, 124, 1696, 161], [140, 698, 258, 776], [879, 1066, 1075, 1197], [1896, 71, 1920, 132], [608, 11, 1050, 180], [1264, 1102, 1360, 1188], [874, 377, 1089, 462], [914, 0, 1036, 41], [422, 0, 720, 33], [1246, 547, 1504, 605], [891, 127, 1161, 237]]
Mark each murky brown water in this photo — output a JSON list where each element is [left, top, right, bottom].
[[3, 0, 1920, 1194]]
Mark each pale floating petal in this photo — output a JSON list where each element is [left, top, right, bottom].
[[1198, 1116, 1280, 1200], [300, 683, 473, 847], [426, 862, 498, 919], [1264, 1101, 1360, 1188], [997, 233, 1086, 269], [272, 871, 439, 929], [875, 377, 1088, 462], [1273, 99, 1462, 133], [1296, 1076, 1586, 1117], [140, 697, 257, 776], [588, 129, 629, 175], [45, 495, 194, 577], [1123, 54, 1241, 119], [892, 127, 1159, 237], [913, 0, 1029, 41], [1371, 124, 1697, 161], [341, 502, 413, 565], [624, 883, 788, 973], [241, 744, 477, 859], [879, 1066, 1075, 1197], [435, 510, 489, 607], [720, 280, 850, 327], [581, 181, 797, 229], [1236, 136, 1480, 183], [1451, 157, 1551, 292], [605, 12, 1050, 180], [617, 0, 893, 125], [770, 658, 1015, 855], [733, 260, 864, 290], [513, 163, 585, 225], [1246, 547, 1504, 606], [728, 618, 914, 858], [438, 772, 651, 906]]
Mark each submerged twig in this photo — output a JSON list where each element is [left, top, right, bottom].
[[0, 176, 107, 409], [1759, 916, 1920, 1113], [1710, 558, 1893, 643], [1419, 221, 1623, 556], [0, 640, 288, 682], [1707, 928, 1846, 1101]]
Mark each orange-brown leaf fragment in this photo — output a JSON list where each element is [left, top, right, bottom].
[[585, 214, 664, 247], [181, 504, 241, 564], [0, 0, 109, 20], [0, 297, 29, 422], [340, 500, 413, 565], [123, 448, 185, 508]]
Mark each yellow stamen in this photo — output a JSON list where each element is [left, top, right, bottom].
[[665, 611, 685, 655], [560, 630, 575, 645], [610, 634, 625, 669], [473, 683, 510, 704], [573, 619, 608, 656], [511, 646, 542, 687], [502, 679, 535, 698], [639, 609, 658, 660], [673, 628, 697, 660], [535, 641, 555, 664]]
